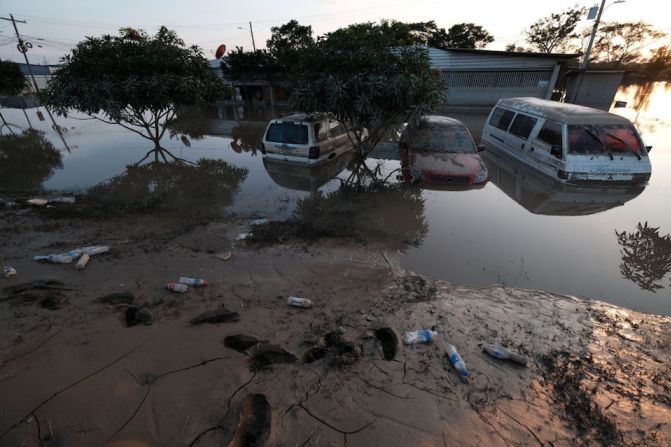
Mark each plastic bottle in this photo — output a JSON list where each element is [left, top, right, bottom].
[[82, 246, 110, 256], [287, 296, 312, 308], [482, 343, 528, 366], [402, 329, 438, 345], [75, 254, 90, 270], [179, 277, 208, 287], [249, 218, 269, 226], [49, 197, 76, 204], [34, 254, 76, 263], [166, 283, 188, 293], [446, 344, 469, 378], [3, 266, 17, 278]]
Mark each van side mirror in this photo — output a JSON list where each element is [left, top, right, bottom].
[[646, 145, 653, 153], [550, 145, 562, 158], [477, 144, 486, 152]]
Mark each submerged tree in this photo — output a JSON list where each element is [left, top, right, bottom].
[[42, 27, 228, 163], [0, 129, 63, 191], [616, 222, 671, 292], [525, 6, 585, 53], [290, 23, 446, 161]]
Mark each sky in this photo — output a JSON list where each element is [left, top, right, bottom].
[[2, 0, 671, 64]]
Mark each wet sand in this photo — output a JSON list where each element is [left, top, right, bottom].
[[1, 208, 670, 446]]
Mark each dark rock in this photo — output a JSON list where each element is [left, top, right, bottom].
[[125, 306, 153, 327], [230, 394, 271, 447], [190, 307, 239, 325], [303, 330, 361, 367], [97, 291, 134, 305], [224, 334, 259, 352], [38, 294, 65, 310], [246, 343, 297, 371]]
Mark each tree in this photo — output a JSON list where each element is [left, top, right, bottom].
[[525, 7, 585, 53], [289, 23, 446, 162], [0, 129, 63, 190], [505, 43, 528, 53], [590, 22, 667, 66], [0, 60, 28, 96], [41, 27, 228, 163], [616, 222, 671, 292], [643, 45, 671, 81], [266, 20, 314, 55], [439, 23, 494, 49], [221, 47, 283, 81]]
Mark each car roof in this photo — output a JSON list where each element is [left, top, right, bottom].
[[414, 115, 468, 128], [495, 97, 633, 126], [272, 112, 324, 124]]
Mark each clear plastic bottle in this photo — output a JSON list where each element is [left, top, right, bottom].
[[446, 344, 469, 378], [287, 296, 312, 308], [482, 343, 528, 366], [34, 254, 76, 263], [166, 283, 188, 293], [402, 329, 438, 345], [179, 277, 208, 287], [82, 246, 110, 256]]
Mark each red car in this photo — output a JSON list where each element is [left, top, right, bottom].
[[400, 115, 488, 189]]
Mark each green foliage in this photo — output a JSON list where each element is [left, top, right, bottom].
[[266, 20, 314, 55], [221, 47, 283, 81], [525, 6, 585, 53], [0, 60, 28, 96], [0, 129, 63, 191], [41, 27, 228, 154], [375, 20, 493, 49], [591, 22, 667, 65], [290, 23, 446, 157], [440, 23, 494, 49]]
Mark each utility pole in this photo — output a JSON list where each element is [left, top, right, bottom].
[[580, 0, 606, 69], [249, 21, 256, 51], [0, 14, 39, 92]]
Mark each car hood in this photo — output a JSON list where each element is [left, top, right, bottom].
[[409, 151, 487, 176]]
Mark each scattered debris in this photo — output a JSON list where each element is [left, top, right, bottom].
[[124, 306, 153, 327], [97, 291, 135, 305], [27, 198, 48, 206], [178, 277, 208, 287], [190, 307, 240, 325], [74, 253, 90, 270], [49, 197, 76, 205], [402, 329, 437, 345], [236, 233, 250, 241], [482, 343, 528, 366], [373, 328, 399, 360], [166, 283, 188, 293], [302, 330, 360, 367], [246, 343, 297, 371], [229, 394, 272, 447], [224, 334, 260, 353], [215, 251, 232, 261], [287, 296, 312, 308], [2, 266, 17, 279], [34, 246, 110, 265], [249, 218, 269, 226], [39, 294, 66, 310], [446, 344, 469, 378]]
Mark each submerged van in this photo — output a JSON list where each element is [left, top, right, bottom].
[[262, 113, 354, 164], [481, 98, 652, 183]]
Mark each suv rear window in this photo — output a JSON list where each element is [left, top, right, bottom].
[[509, 114, 538, 140], [265, 122, 309, 145], [489, 107, 515, 131]]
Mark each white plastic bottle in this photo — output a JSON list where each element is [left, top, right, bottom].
[[82, 246, 110, 256], [402, 329, 438, 345], [166, 283, 188, 293], [482, 343, 528, 366], [287, 296, 312, 308], [446, 344, 469, 378], [179, 277, 208, 287]]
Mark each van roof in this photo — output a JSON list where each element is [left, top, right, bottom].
[[495, 97, 633, 126], [273, 112, 324, 123]]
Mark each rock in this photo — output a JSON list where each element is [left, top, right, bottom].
[[97, 291, 135, 305], [224, 334, 259, 352], [125, 306, 153, 327], [190, 308, 240, 325], [246, 343, 297, 371], [230, 394, 271, 447]]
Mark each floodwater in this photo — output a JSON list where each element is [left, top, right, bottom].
[[1, 82, 670, 315]]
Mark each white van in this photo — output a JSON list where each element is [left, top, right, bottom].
[[481, 98, 652, 183], [262, 113, 353, 164]]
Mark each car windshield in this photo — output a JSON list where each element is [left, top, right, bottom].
[[568, 124, 644, 155], [266, 122, 309, 145], [409, 126, 475, 153]]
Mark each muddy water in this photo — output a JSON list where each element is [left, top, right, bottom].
[[1, 84, 670, 315]]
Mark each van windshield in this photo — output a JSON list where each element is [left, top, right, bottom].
[[266, 122, 309, 145], [568, 125, 644, 156], [410, 127, 475, 153]]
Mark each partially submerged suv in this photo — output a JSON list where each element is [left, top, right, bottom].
[[400, 115, 489, 188], [262, 113, 353, 164]]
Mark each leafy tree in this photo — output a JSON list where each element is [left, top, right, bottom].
[[0, 129, 62, 191], [505, 43, 528, 53], [590, 22, 667, 66], [266, 20, 314, 55], [643, 45, 671, 80], [440, 23, 494, 49], [221, 47, 283, 81], [0, 60, 28, 96], [290, 23, 446, 161], [41, 27, 228, 163], [525, 6, 585, 53]]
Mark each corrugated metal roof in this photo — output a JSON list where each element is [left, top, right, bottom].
[[428, 47, 576, 71]]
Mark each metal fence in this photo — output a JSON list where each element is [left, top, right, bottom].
[[442, 71, 552, 88]]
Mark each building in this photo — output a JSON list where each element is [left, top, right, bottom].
[[16, 62, 57, 91], [428, 48, 579, 107]]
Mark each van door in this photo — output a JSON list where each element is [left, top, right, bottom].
[[528, 119, 566, 177], [483, 107, 515, 151]]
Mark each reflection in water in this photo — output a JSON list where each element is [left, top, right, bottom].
[[88, 160, 247, 217], [262, 152, 353, 191], [0, 129, 63, 191], [230, 121, 267, 155], [616, 222, 671, 292], [482, 147, 645, 216]]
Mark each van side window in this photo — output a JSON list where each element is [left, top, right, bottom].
[[316, 123, 328, 142], [489, 107, 516, 131], [537, 121, 562, 147], [509, 114, 538, 140]]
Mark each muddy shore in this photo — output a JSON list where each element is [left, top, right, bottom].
[[1, 206, 670, 447]]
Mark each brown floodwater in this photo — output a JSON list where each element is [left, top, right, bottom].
[[1, 82, 670, 315]]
